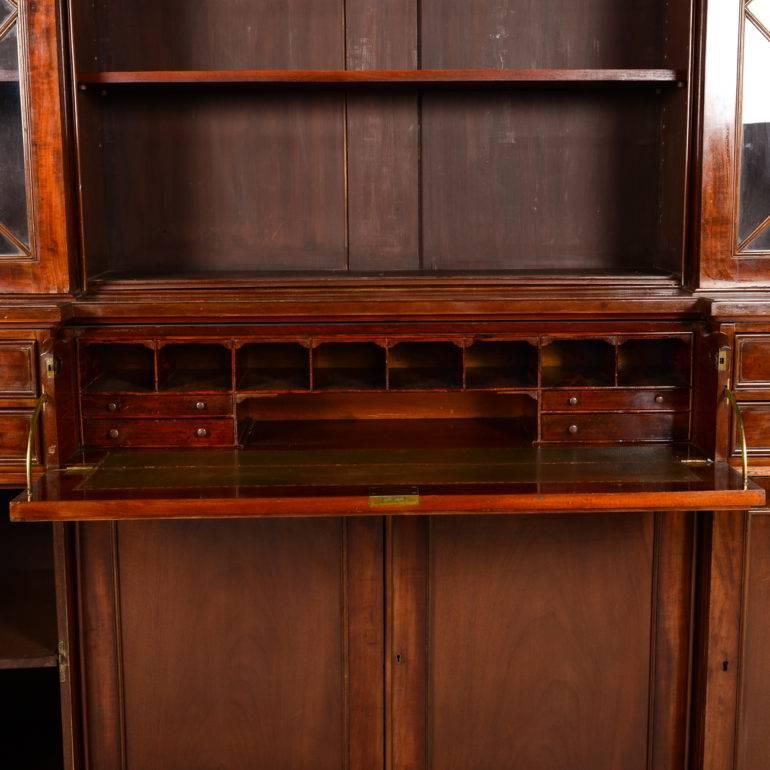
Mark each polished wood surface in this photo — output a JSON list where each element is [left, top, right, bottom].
[[76, 517, 384, 770], [78, 68, 684, 85]]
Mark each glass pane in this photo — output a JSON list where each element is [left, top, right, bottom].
[[0, 0, 14, 27], [0, 18, 18, 71], [739, 19, 770, 249], [0, 23, 28, 254], [749, 0, 770, 31]]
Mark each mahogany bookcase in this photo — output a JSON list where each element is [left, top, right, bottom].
[[1, 0, 770, 767]]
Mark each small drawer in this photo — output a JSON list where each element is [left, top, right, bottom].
[[733, 403, 770, 455], [84, 419, 234, 448], [0, 342, 36, 396], [0, 410, 40, 463], [736, 335, 770, 387], [541, 412, 689, 443], [81, 394, 233, 418], [541, 388, 689, 413]]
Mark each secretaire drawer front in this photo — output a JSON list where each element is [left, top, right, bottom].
[[0, 411, 39, 462], [0, 342, 36, 396], [734, 403, 770, 455], [84, 419, 234, 448], [542, 412, 689, 443], [736, 335, 770, 387], [81, 394, 233, 418], [541, 388, 689, 412]]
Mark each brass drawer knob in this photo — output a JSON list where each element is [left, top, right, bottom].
[[107, 402, 119, 412], [568, 396, 579, 406], [195, 401, 207, 410], [108, 428, 119, 439], [196, 427, 209, 438], [568, 424, 579, 435], [654, 394, 665, 404]]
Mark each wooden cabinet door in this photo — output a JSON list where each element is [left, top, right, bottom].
[[389, 512, 693, 770], [75, 518, 384, 770], [0, 0, 74, 293], [696, 0, 770, 287]]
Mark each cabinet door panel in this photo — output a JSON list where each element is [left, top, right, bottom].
[[737, 512, 770, 770], [77, 518, 384, 770], [390, 512, 692, 770]]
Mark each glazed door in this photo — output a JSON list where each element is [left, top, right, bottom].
[[0, 0, 74, 292], [388, 512, 693, 770], [697, 0, 770, 286]]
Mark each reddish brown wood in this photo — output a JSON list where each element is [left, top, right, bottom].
[[76, 68, 684, 85]]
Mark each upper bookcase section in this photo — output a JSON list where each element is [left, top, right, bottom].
[[71, 0, 693, 287], [71, 0, 690, 72]]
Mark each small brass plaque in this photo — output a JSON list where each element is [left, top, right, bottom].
[[369, 493, 420, 508]]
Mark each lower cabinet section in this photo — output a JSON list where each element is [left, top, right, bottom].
[[736, 511, 770, 769], [72, 512, 693, 770]]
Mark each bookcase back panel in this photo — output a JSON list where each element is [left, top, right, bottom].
[[73, 0, 673, 70], [80, 88, 685, 279], [421, 90, 664, 272]]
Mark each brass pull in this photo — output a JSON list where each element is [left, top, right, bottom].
[[195, 401, 207, 410], [568, 396, 579, 406], [107, 401, 119, 412], [196, 427, 209, 438], [724, 386, 749, 490], [26, 394, 48, 498], [108, 428, 120, 439], [654, 394, 665, 404], [568, 424, 579, 435]]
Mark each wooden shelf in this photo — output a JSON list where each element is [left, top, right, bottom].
[[0, 570, 58, 670], [77, 68, 685, 87]]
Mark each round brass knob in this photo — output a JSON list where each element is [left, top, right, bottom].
[[654, 394, 665, 404], [568, 396, 579, 406], [568, 424, 579, 435], [195, 401, 207, 410], [107, 402, 118, 412], [196, 428, 209, 438], [108, 428, 119, 439]]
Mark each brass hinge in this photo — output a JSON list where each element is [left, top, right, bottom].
[[369, 489, 420, 508], [680, 458, 714, 466], [64, 463, 98, 474], [57, 641, 69, 684]]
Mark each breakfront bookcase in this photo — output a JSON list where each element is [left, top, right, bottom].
[[2, 0, 770, 766]]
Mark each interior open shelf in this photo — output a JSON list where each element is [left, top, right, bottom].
[[313, 343, 386, 390], [77, 69, 685, 86], [158, 343, 232, 392], [82, 343, 155, 393], [389, 342, 463, 390], [618, 337, 691, 386], [236, 342, 310, 391], [237, 390, 537, 449], [465, 341, 538, 389], [0, 507, 57, 671], [542, 339, 616, 387]]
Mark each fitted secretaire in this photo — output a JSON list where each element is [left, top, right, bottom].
[[2, 0, 770, 767]]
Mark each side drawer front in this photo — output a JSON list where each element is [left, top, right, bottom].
[[734, 403, 770, 455], [81, 394, 233, 418], [0, 411, 39, 463], [0, 342, 36, 396], [541, 388, 689, 412], [737, 335, 770, 387], [83, 419, 235, 448], [542, 412, 690, 443]]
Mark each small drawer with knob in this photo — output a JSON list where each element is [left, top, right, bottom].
[[83, 418, 234, 448], [81, 394, 233, 419], [541, 413, 689, 443], [541, 388, 689, 413]]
